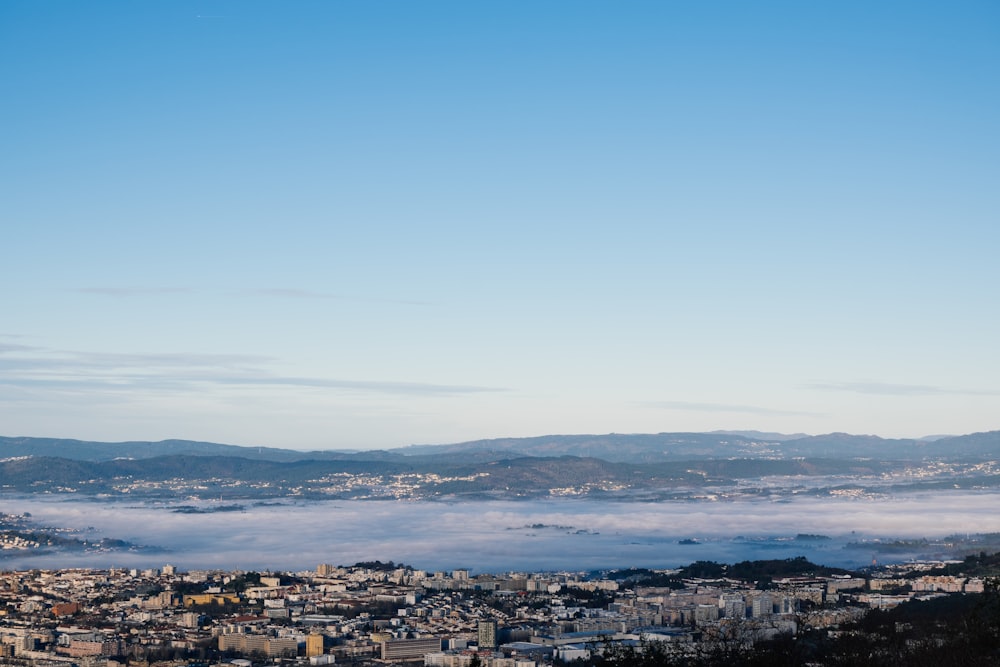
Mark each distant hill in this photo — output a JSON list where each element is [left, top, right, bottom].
[[0, 452, 932, 500], [398, 432, 779, 462], [1, 430, 998, 501], [0, 436, 393, 463], [778, 431, 1000, 460], [708, 430, 811, 442], [3, 430, 998, 465], [400, 431, 1000, 462]]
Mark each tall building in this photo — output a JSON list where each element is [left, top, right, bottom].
[[752, 594, 773, 618], [694, 604, 719, 625], [305, 634, 324, 657], [477, 619, 497, 650], [218, 634, 298, 658], [779, 596, 798, 614], [381, 638, 441, 661], [721, 593, 745, 619]]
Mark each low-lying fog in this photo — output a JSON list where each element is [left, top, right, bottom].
[[4, 493, 1000, 573]]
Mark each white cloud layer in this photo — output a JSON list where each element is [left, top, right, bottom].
[[4, 494, 999, 573]]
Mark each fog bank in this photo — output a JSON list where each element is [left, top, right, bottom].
[[4, 492, 999, 573]]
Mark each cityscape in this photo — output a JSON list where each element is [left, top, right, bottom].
[[5, 0, 1000, 664], [1, 433, 999, 663], [0, 554, 997, 667]]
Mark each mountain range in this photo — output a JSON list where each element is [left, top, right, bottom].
[[1, 431, 997, 501], [2, 430, 998, 463]]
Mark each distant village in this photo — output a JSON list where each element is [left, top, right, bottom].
[[0, 555, 993, 667]]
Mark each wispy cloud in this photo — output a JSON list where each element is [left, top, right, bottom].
[[641, 400, 822, 418], [807, 381, 1000, 397], [0, 342, 40, 354], [242, 288, 428, 306], [0, 346, 502, 397], [0, 350, 269, 375], [247, 288, 342, 299], [70, 286, 428, 306], [217, 376, 501, 395], [72, 287, 194, 297]]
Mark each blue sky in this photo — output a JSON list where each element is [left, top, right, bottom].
[[2, 1, 998, 450]]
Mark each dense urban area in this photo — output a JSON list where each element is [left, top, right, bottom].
[[0, 552, 997, 667]]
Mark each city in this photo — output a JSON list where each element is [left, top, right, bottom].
[[0, 554, 996, 666]]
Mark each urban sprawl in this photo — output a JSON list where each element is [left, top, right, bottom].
[[0, 555, 992, 667]]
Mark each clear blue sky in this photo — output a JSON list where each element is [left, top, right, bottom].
[[2, 1, 998, 449]]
